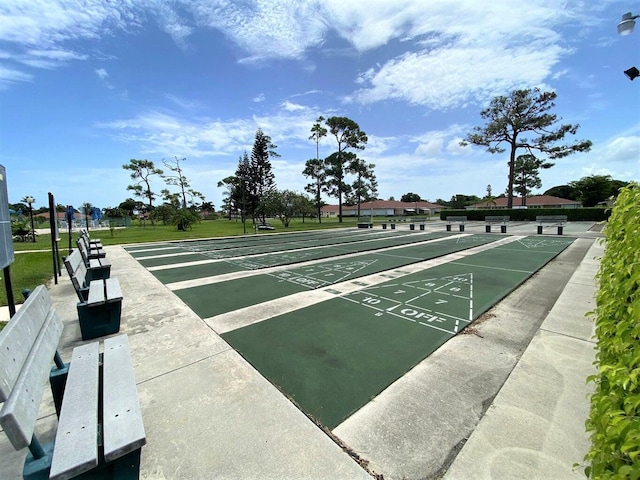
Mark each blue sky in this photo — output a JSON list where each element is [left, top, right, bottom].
[[1, 1, 639, 212]]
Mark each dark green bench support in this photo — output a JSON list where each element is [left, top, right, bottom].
[[485, 215, 510, 233], [381, 221, 396, 230], [446, 216, 467, 232], [66, 248, 111, 282], [409, 218, 427, 231], [0, 286, 145, 480], [536, 215, 568, 235], [64, 254, 123, 340]]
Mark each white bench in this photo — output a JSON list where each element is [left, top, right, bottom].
[[536, 215, 568, 235], [64, 253, 123, 341], [485, 215, 510, 233], [77, 236, 106, 260], [65, 248, 111, 282], [0, 286, 145, 480], [445, 216, 467, 232]]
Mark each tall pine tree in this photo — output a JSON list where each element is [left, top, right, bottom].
[[250, 128, 279, 224]]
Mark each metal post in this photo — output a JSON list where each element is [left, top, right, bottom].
[[25, 196, 36, 242]]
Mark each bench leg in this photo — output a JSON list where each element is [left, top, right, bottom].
[[23, 441, 54, 480], [501, 225, 507, 234], [98, 448, 142, 480], [537, 225, 543, 234], [459, 224, 465, 232], [77, 300, 122, 340], [485, 225, 491, 233], [446, 224, 451, 232], [557, 226, 564, 235], [50, 364, 70, 417]]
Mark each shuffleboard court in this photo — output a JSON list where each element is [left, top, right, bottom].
[[221, 236, 575, 429], [126, 228, 395, 260], [133, 229, 427, 268], [172, 234, 499, 319], [147, 231, 453, 283]]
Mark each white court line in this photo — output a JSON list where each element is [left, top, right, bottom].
[[449, 262, 534, 274]]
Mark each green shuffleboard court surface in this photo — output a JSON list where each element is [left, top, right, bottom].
[[174, 234, 499, 319], [151, 230, 450, 284], [221, 236, 575, 429]]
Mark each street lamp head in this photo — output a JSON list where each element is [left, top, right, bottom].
[[25, 195, 34, 206], [624, 66, 640, 80], [618, 12, 638, 36]]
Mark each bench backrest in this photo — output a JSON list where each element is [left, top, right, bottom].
[[0, 286, 64, 450], [485, 215, 510, 222], [76, 237, 91, 265], [64, 250, 89, 301], [446, 216, 467, 222], [536, 215, 568, 222]]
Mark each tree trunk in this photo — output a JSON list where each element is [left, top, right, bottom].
[[507, 146, 516, 209]]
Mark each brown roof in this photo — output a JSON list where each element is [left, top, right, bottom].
[[322, 200, 445, 211], [469, 195, 580, 208]]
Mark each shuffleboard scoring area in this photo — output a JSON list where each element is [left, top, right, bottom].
[[342, 272, 474, 334], [221, 236, 576, 430]]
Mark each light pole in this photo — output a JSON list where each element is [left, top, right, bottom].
[[618, 11, 639, 80], [25, 196, 35, 242]]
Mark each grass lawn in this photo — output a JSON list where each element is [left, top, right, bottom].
[[2, 216, 364, 307]]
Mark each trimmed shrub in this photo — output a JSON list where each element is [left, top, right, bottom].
[[584, 183, 640, 478], [439, 207, 610, 222]]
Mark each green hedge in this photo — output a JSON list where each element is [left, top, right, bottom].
[[584, 183, 640, 478], [439, 207, 610, 222]]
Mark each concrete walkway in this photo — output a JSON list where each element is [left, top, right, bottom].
[[0, 230, 602, 479], [443, 240, 601, 479]]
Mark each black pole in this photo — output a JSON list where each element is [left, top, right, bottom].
[[67, 206, 73, 254], [29, 204, 35, 242], [48, 193, 59, 284], [3, 266, 16, 317]]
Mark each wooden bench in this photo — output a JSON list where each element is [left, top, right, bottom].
[[257, 223, 275, 231], [67, 248, 111, 282], [536, 215, 568, 235], [0, 285, 145, 480], [485, 215, 510, 233], [77, 236, 106, 260], [445, 216, 467, 232], [64, 255, 123, 340], [80, 229, 102, 249]]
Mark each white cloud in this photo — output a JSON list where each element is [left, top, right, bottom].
[[95, 68, 108, 80], [0, 64, 33, 87], [281, 100, 307, 112], [253, 93, 265, 103]]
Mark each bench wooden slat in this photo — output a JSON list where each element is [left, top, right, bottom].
[[0, 286, 55, 402], [49, 342, 100, 480], [0, 307, 64, 449], [446, 216, 467, 222], [105, 278, 123, 302], [103, 335, 146, 462]]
